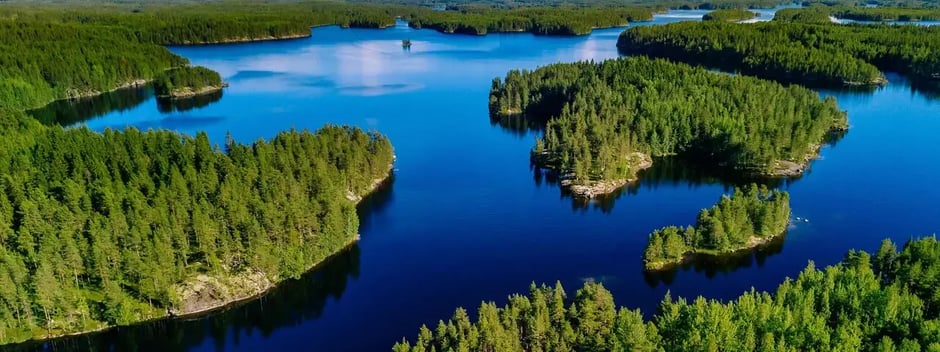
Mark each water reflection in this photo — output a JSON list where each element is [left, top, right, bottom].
[[156, 90, 225, 113], [534, 155, 808, 213], [9, 245, 361, 352], [27, 85, 152, 126], [643, 233, 787, 287]]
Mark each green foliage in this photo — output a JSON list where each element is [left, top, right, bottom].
[[644, 184, 790, 269], [773, 7, 835, 23], [490, 57, 846, 184], [395, 237, 940, 351], [153, 66, 223, 97], [702, 8, 759, 21], [0, 21, 186, 111], [618, 21, 940, 87], [406, 6, 654, 36], [794, 6, 940, 22], [0, 111, 394, 343]]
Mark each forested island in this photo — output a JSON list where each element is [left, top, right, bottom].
[[154, 66, 227, 99], [644, 185, 790, 270], [702, 8, 758, 21], [618, 21, 940, 87], [0, 1, 402, 345], [489, 57, 846, 197], [393, 236, 940, 351], [406, 6, 654, 35]]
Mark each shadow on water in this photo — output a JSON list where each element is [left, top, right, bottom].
[[642, 233, 787, 287], [8, 246, 361, 352], [534, 156, 810, 214], [27, 85, 153, 126], [156, 90, 225, 113], [8, 177, 396, 352]]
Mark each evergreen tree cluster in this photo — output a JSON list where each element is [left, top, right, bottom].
[[0, 113, 394, 344], [702, 8, 759, 21], [783, 6, 940, 22], [644, 184, 790, 270], [489, 57, 846, 184], [618, 21, 940, 87], [772, 7, 835, 23], [153, 66, 223, 98], [834, 7, 940, 21], [406, 6, 654, 35], [393, 237, 940, 352], [0, 21, 187, 112], [0, 2, 407, 112]]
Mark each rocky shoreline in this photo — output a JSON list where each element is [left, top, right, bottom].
[[159, 83, 230, 99], [29, 165, 394, 343], [560, 152, 653, 198]]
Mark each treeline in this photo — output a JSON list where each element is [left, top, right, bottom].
[[393, 237, 940, 351], [0, 114, 394, 344], [0, 21, 186, 112], [832, 7, 940, 21], [644, 184, 790, 270], [406, 6, 653, 35], [702, 8, 759, 21], [0, 2, 401, 45], [153, 66, 223, 98], [773, 7, 834, 23], [618, 21, 940, 87], [489, 57, 846, 187]]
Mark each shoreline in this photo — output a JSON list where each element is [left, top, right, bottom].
[[645, 232, 783, 271], [158, 83, 229, 99], [558, 152, 653, 198], [15, 165, 395, 345]]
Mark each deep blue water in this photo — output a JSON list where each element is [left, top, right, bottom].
[[20, 10, 940, 352]]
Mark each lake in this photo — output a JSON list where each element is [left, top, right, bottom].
[[20, 10, 940, 352]]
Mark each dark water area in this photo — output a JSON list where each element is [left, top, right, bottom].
[[15, 9, 940, 352]]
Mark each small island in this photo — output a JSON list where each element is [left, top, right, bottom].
[[154, 66, 228, 99], [644, 184, 791, 271], [702, 9, 758, 22], [490, 57, 846, 198]]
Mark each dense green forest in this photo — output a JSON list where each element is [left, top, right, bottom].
[[772, 6, 835, 23], [0, 2, 401, 45], [153, 66, 224, 98], [834, 7, 940, 21], [778, 6, 940, 22], [393, 236, 940, 351], [644, 185, 790, 270], [702, 8, 759, 21], [489, 57, 845, 194], [618, 21, 940, 87], [0, 112, 394, 344], [406, 6, 653, 35]]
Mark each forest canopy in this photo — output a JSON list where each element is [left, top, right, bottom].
[[153, 66, 224, 98], [393, 236, 940, 352], [489, 57, 846, 194], [702, 8, 759, 21], [406, 6, 654, 35], [618, 21, 940, 87]]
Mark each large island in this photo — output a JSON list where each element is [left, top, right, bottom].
[[489, 57, 847, 198]]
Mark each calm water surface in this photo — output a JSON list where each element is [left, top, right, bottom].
[[20, 10, 940, 352]]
